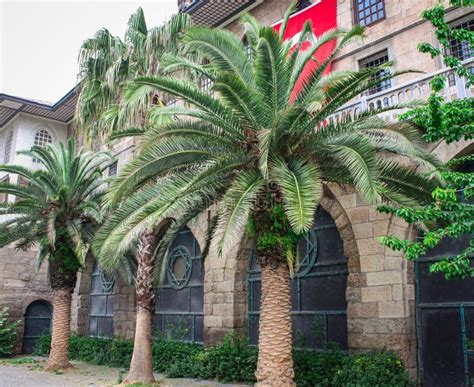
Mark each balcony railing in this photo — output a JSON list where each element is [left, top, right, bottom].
[[329, 59, 473, 123], [178, 0, 261, 27]]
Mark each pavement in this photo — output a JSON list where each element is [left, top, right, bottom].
[[0, 357, 248, 387]]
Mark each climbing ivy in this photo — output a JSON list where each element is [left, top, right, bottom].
[[379, 1, 474, 280]]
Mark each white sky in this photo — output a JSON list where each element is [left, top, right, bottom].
[[0, 0, 177, 103]]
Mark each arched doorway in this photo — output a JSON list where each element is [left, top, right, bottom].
[[154, 226, 204, 343], [23, 300, 52, 353], [416, 161, 474, 386], [248, 206, 349, 350], [89, 262, 115, 338]]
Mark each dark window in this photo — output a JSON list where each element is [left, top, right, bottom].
[[295, 0, 315, 12], [359, 50, 391, 95], [447, 19, 473, 61], [354, 0, 385, 27], [23, 300, 52, 353], [108, 161, 118, 177], [0, 176, 9, 203], [154, 227, 204, 344], [448, 72, 456, 87], [89, 262, 115, 338], [248, 206, 348, 351], [415, 161, 474, 386]]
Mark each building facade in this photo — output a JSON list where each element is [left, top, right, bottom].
[[1, 0, 473, 385]]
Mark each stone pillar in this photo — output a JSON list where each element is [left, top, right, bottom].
[[202, 216, 251, 347], [329, 184, 417, 378], [113, 276, 136, 339]]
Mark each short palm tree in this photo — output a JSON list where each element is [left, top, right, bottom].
[[95, 5, 441, 385], [0, 139, 111, 371]]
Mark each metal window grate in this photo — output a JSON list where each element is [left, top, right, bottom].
[[447, 19, 473, 61], [108, 161, 118, 177], [200, 76, 214, 95], [359, 50, 391, 95], [354, 0, 385, 27], [4, 130, 13, 164], [33, 129, 52, 163], [89, 262, 115, 338]]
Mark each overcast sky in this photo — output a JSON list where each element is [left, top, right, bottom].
[[0, 0, 177, 103]]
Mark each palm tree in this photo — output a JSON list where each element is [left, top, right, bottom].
[[75, 9, 193, 384], [94, 5, 441, 385], [0, 139, 111, 371], [75, 7, 192, 142]]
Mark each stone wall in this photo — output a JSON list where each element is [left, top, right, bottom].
[[0, 247, 51, 353]]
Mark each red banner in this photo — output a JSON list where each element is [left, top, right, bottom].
[[273, 0, 337, 101]]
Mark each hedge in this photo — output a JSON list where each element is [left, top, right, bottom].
[[35, 333, 413, 385]]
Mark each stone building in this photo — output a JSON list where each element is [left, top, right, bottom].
[[1, 0, 473, 385]]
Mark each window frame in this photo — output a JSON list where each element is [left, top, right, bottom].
[[358, 49, 392, 96], [353, 0, 386, 28], [32, 129, 53, 163]]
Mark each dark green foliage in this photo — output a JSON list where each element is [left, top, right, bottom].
[[293, 345, 346, 386], [33, 333, 412, 385], [332, 351, 414, 386], [152, 334, 202, 374], [198, 334, 258, 383], [0, 307, 20, 357]]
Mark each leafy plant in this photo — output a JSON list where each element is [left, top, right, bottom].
[[379, 0, 474, 279], [332, 351, 414, 386], [33, 332, 412, 385], [0, 307, 20, 357]]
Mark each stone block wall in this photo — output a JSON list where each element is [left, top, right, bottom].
[[0, 247, 51, 353]]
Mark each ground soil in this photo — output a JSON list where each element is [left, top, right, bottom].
[[0, 356, 249, 387]]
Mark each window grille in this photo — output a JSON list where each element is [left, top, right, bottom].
[[33, 130, 52, 163], [4, 131, 13, 164], [359, 50, 391, 95], [108, 161, 118, 177], [447, 19, 473, 61], [354, 0, 385, 27]]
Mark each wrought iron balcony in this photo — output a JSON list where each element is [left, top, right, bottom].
[[330, 59, 473, 123], [178, 0, 262, 27]]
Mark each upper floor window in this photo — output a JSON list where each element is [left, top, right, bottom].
[[108, 161, 118, 177], [359, 49, 391, 95], [447, 19, 473, 61], [4, 131, 13, 164], [200, 77, 214, 95], [295, 0, 316, 12], [354, 0, 385, 27], [33, 129, 53, 163]]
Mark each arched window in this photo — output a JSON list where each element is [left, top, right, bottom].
[[23, 300, 52, 353], [415, 161, 474, 386], [89, 262, 115, 338], [33, 129, 53, 163], [248, 206, 348, 350], [4, 130, 13, 164], [155, 226, 204, 343]]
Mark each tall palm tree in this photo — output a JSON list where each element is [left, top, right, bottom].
[[75, 8, 193, 384], [76, 7, 192, 142], [95, 5, 441, 385], [0, 139, 111, 371]]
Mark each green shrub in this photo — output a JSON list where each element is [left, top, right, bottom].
[[199, 333, 258, 383], [152, 334, 202, 374], [294, 344, 346, 386], [0, 307, 20, 357], [332, 351, 414, 386], [33, 332, 413, 385]]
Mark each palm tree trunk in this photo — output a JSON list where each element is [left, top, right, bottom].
[[45, 288, 73, 371], [256, 260, 295, 386], [124, 230, 158, 384]]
